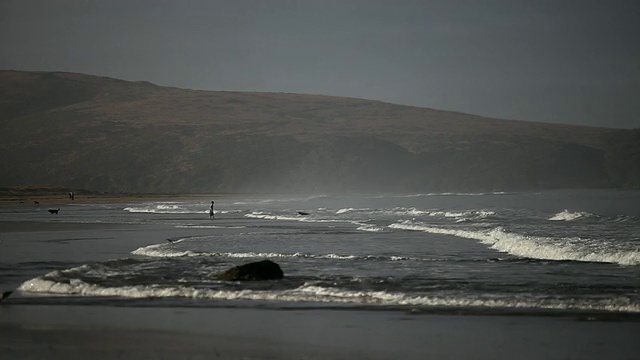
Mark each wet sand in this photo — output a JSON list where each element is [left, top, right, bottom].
[[0, 220, 123, 232], [1, 305, 639, 360]]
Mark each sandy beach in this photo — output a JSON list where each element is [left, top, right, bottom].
[[1, 304, 639, 359], [1, 196, 639, 359]]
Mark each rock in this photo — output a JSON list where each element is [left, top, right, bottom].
[[0, 291, 12, 303], [217, 260, 284, 281]]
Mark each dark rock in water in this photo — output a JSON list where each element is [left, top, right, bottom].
[[217, 260, 284, 281], [298, 211, 309, 216], [0, 291, 12, 303]]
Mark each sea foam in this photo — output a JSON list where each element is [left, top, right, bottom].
[[132, 243, 415, 262], [18, 278, 639, 313], [389, 221, 640, 266], [124, 203, 205, 214], [549, 210, 595, 221]]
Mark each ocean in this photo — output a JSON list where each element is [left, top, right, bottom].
[[2, 190, 639, 315]]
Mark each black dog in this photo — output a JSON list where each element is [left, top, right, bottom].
[[48, 208, 60, 214]]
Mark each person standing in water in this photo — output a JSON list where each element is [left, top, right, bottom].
[[209, 201, 215, 219]]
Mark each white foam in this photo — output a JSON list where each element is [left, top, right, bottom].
[[428, 210, 496, 219], [391, 207, 429, 216], [132, 244, 410, 262], [389, 208, 495, 220], [396, 192, 503, 198], [17, 278, 639, 313], [356, 224, 386, 232], [124, 203, 206, 214], [549, 210, 595, 221], [389, 221, 640, 266], [132, 243, 199, 257], [336, 208, 371, 214], [175, 225, 246, 229], [245, 212, 303, 221], [244, 212, 339, 224], [225, 252, 306, 259]]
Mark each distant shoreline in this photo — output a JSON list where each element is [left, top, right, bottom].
[[3, 188, 640, 206], [0, 193, 234, 206]]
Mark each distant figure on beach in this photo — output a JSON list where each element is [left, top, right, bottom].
[[209, 201, 215, 219], [34, 201, 39, 206], [69, 192, 74, 201]]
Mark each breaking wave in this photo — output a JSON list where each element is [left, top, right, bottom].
[[356, 223, 386, 232], [549, 210, 596, 221], [389, 221, 640, 266], [132, 243, 415, 261], [175, 225, 247, 229], [18, 278, 638, 313], [123, 203, 205, 214]]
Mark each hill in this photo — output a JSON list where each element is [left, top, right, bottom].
[[1, 70, 638, 193]]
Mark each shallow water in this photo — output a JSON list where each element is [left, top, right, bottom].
[[2, 190, 639, 314]]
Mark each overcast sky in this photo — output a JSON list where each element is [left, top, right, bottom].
[[1, 0, 639, 128]]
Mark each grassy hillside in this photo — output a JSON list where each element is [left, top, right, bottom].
[[0, 70, 637, 193]]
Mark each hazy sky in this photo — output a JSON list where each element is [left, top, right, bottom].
[[1, 0, 639, 128]]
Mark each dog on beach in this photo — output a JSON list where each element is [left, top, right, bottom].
[[48, 208, 60, 214]]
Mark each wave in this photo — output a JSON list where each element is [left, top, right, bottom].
[[233, 195, 331, 205], [389, 222, 640, 266], [395, 192, 511, 198], [132, 244, 415, 262], [611, 214, 640, 224], [244, 208, 496, 229], [428, 210, 496, 220], [245, 212, 303, 221], [549, 210, 596, 221], [175, 225, 247, 229], [336, 207, 371, 214], [390, 207, 430, 216], [18, 278, 638, 313], [356, 224, 386, 232], [387, 207, 496, 221], [124, 203, 206, 214], [244, 212, 338, 223]]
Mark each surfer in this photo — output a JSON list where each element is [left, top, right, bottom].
[[209, 201, 215, 219]]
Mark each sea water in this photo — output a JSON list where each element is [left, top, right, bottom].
[[2, 190, 639, 314]]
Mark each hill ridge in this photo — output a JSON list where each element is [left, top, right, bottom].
[[1, 70, 638, 193]]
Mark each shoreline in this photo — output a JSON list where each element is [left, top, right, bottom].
[[3, 188, 639, 206], [5, 293, 640, 322], [0, 193, 236, 206]]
